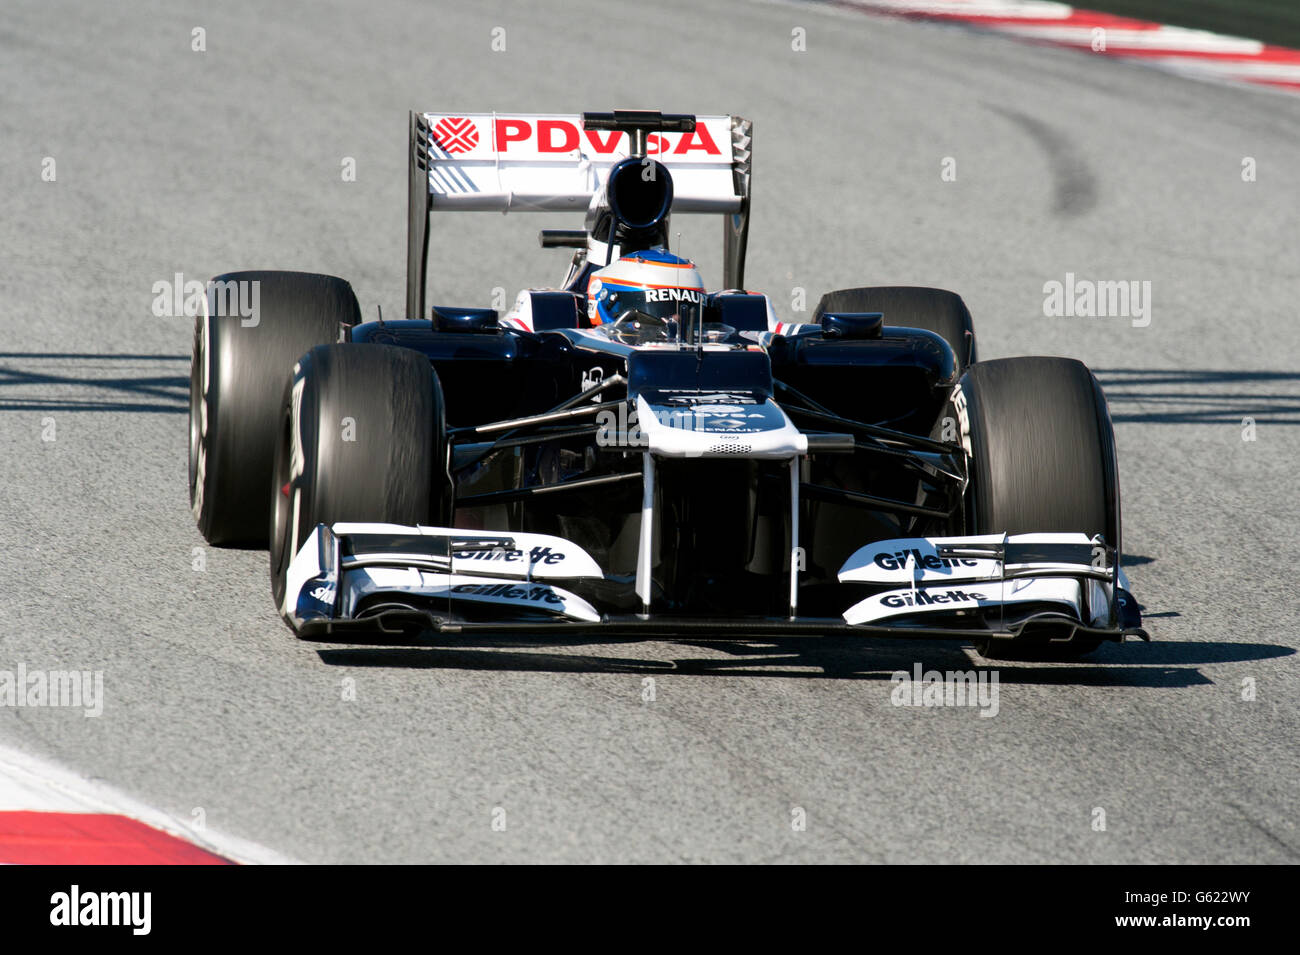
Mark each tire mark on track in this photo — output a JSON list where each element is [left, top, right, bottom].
[[987, 104, 1099, 216]]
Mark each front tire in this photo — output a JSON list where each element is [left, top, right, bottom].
[[269, 344, 451, 616], [957, 356, 1120, 659]]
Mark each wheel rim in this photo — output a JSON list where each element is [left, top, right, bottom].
[[270, 403, 295, 604], [188, 325, 204, 506]]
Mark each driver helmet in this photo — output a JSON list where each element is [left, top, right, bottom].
[[586, 250, 706, 327]]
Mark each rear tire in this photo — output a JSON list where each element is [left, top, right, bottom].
[[269, 344, 451, 616], [814, 286, 977, 371], [957, 357, 1119, 659], [190, 271, 359, 545]]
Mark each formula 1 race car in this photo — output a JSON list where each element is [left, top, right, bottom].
[[189, 109, 1147, 659]]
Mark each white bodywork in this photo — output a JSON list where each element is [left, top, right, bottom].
[[838, 533, 1128, 628], [423, 113, 744, 213], [285, 523, 1134, 635], [634, 393, 807, 459], [842, 578, 1083, 626], [284, 524, 606, 631], [840, 533, 1101, 584]]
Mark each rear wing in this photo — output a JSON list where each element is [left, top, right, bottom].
[[406, 111, 753, 320]]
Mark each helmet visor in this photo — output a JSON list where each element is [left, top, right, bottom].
[[599, 285, 704, 324]]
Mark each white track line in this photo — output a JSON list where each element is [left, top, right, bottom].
[[0, 742, 300, 865]]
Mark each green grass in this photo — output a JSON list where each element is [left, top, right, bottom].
[[1077, 0, 1300, 50]]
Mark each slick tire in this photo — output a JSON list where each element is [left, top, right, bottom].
[[269, 344, 451, 617], [956, 356, 1120, 660], [190, 271, 360, 546], [814, 286, 977, 371]]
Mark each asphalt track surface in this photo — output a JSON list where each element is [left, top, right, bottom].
[[1, 0, 1297, 864]]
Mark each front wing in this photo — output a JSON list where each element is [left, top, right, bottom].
[[282, 523, 1148, 648]]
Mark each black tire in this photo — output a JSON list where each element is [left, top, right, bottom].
[[190, 271, 359, 545], [814, 286, 977, 371], [957, 357, 1120, 659], [269, 344, 451, 615]]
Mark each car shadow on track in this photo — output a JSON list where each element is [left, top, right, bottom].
[[315, 636, 1291, 689], [1092, 368, 1300, 425], [0, 352, 188, 414]]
